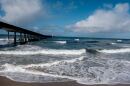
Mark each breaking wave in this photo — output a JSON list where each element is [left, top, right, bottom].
[[54, 41, 67, 44], [0, 49, 86, 55], [1, 57, 130, 84], [99, 48, 130, 54], [1, 38, 130, 85], [0, 38, 14, 46], [0, 56, 85, 83]]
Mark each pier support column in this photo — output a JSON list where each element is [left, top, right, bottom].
[[14, 32, 16, 45], [27, 34, 31, 42], [7, 31, 10, 42], [19, 33, 22, 44], [24, 34, 27, 43], [26, 34, 29, 42]]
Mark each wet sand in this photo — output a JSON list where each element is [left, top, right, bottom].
[[0, 76, 130, 86]]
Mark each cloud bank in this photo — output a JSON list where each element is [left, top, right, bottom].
[[69, 3, 130, 33], [0, 0, 44, 25]]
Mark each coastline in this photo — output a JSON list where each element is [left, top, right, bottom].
[[0, 76, 130, 86]]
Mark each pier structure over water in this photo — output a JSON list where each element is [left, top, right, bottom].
[[0, 21, 52, 45]]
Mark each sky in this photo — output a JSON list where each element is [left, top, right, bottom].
[[0, 0, 130, 38]]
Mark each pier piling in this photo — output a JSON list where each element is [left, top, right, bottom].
[[14, 32, 16, 45]]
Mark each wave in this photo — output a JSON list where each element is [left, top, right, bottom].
[[0, 56, 86, 83], [0, 38, 14, 45], [16, 45, 43, 51], [117, 40, 122, 42], [1, 59, 130, 84], [111, 42, 116, 45], [0, 38, 13, 41], [74, 39, 80, 41], [0, 38, 9, 45], [0, 56, 85, 83], [0, 38, 7, 41], [0, 49, 86, 55], [85, 48, 98, 54], [0, 64, 73, 83], [54, 41, 66, 44], [99, 48, 130, 54], [26, 59, 130, 84], [25, 56, 85, 68]]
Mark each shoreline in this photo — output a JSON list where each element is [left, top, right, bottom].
[[0, 76, 130, 86]]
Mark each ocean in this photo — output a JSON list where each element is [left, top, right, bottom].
[[0, 36, 130, 85]]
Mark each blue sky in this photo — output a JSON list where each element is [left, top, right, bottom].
[[0, 0, 130, 38]]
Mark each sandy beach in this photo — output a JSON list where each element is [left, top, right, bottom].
[[0, 76, 130, 86]]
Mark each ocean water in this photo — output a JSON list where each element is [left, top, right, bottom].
[[0, 36, 130, 84]]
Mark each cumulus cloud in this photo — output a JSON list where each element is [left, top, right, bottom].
[[0, 0, 44, 25], [69, 3, 130, 33]]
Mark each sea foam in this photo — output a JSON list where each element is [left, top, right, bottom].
[[1, 58, 130, 84], [99, 48, 130, 54], [0, 49, 86, 55], [54, 41, 67, 44]]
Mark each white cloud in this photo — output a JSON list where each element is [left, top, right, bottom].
[[69, 3, 130, 33], [0, 0, 44, 24]]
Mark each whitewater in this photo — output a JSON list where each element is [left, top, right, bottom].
[[1, 37, 130, 85]]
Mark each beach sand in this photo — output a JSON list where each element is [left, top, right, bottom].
[[0, 76, 130, 86]]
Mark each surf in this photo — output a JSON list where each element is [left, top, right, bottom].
[[0, 49, 86, 55], [99, 48, 130, 54]]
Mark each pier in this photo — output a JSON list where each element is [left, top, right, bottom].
[[0, 21, 52, 45]]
